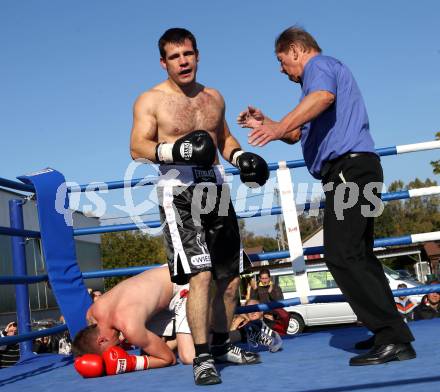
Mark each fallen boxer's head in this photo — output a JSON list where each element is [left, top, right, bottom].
[[72, 324, 120, 357]]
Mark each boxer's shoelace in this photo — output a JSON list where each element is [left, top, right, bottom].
[[194, 361, 216, 379], [193, 355, 220, 385]]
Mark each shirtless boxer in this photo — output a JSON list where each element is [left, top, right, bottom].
[[129, 28, 269, 385], [72, 266, 194, 371]]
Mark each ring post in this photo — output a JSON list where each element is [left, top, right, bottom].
[[9, 199, 34, 360]]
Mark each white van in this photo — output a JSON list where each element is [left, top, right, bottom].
[[269, 263, 423, 335]]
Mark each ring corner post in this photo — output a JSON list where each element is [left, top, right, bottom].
[[9, 199, 35, 361]]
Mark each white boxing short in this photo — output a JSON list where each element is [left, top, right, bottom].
[[171, 283, 190, 335], [147, 283, 190, 337]]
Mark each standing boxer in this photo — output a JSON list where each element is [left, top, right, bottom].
[[130, 28, 269, 385], [238, 26, 415, 366]]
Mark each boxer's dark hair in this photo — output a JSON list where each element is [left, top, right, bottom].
[[275, 26, 321, 54], [72, 324, 99, 357], [158, 28, 198, 58]]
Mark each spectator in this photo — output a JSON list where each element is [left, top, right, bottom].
[[91, 290, 103, 302], [55, 316, 72, 355], [244, 276, 257, 302], [229, 299, 282, 352], [243, 299, 290, 336], [394, 283, 416, 322], [33, 335, 56, 354], [240, 299, 264, 324], [33, 321, 62, 354], [57, 330, 72, 355], [0, 321, 20, 368], [413, 283, 440, 320], [250, 269, 284, 303]]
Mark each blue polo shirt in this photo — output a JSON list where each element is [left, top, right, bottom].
[[299, 55, 376, 179]]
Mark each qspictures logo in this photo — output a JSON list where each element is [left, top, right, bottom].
[[53, 159, 386, 234]]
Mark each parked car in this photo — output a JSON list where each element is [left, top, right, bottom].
[[270, 263, 424, 335]]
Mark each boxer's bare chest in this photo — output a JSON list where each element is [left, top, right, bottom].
[[156, 92, 223, 140]]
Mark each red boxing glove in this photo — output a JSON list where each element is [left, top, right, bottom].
[[74, 354, 104, 378], [102, 346, 150, 375]]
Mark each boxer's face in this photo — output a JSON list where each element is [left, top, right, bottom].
[[160, 39, 199, 87], [97, 327, 121, 353]]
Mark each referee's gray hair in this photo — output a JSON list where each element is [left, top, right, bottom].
[[275, 26, 322, 54]]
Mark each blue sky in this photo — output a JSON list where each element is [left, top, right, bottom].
[[1, 1, 439, 235]]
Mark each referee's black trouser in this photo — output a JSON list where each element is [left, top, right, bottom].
[[322, 153, 414, 345]]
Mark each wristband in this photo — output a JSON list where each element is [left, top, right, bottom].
[[155, 143, 174, 163], [229, 148, 244, 167], [134, 354, 150, 370]]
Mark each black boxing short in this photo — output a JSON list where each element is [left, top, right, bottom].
[[157, 165, 251, 285]]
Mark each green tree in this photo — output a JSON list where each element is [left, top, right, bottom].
[[375, 178, 440, 238], [431, 132, 440, 175], [374, 180, 405, 238], [274, 207, 324, 246], [101, 231, 166, 289], [239, 219, 279, 252], [238, 219, 253, 241], [242, 234, 278, 252], [298, 209, 324, 240]]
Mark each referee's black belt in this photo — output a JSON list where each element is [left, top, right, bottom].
[[320, 152, 379, 178]]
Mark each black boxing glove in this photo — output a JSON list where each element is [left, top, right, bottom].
[[230, 148, 269, 187], [155, 130, 216, 167]]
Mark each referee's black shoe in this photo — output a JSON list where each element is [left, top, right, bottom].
[[354, 335, 375, 350], [349, 343, 416, 366]]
